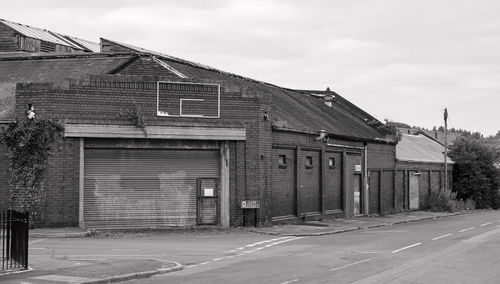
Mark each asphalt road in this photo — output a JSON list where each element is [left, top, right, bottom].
[[131, 210, 500, 284]]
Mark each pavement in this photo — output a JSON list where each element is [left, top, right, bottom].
[[248, 210, 464, 236], [0, 210, 467, 283]]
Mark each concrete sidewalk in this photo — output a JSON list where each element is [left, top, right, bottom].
[[249, 211, 465, 236], [1, 259, 182, 284], [1, 227, 183, 284]]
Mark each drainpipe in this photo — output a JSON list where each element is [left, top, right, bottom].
[[364, 143, 369, 215]]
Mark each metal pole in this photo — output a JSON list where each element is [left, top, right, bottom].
[[444, 108, 448, 192]]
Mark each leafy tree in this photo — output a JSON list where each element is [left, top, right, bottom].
[[0, 119, 63, 223], [449, 136, 500, 209], [383, 119, 403, 141]]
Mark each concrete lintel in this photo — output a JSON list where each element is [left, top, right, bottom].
[[65, 124, 246, 140]]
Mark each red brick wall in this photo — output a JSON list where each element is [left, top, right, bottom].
[[271, 147, 296, 219], [369, 170, 380, 214], [323, 151, 342, 212], [381, 170, 395, 214], [13, 75, 397, 227], [299, 149, 321, 215], [14, 76, 272, 227], [0, 143, 10, 210], [395, 161, 453, 211], [39, 137, 80, 227], [367, 143, 395, 169]]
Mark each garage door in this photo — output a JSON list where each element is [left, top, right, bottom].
[[83, 149, 219, 229]]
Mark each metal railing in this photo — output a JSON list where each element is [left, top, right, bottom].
[[1, 210, 29, 271]]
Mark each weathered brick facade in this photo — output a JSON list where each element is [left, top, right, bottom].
[[4, 73, 400, 227], [1, 35, 401, 228]]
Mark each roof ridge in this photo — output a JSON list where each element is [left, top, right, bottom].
[[100, 38, 291, 89], [0, 52, 134, 61], [0, 18, 98, 51]]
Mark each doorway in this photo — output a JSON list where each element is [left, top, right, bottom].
[[353, 174, 362, 216], [409, 174, 419, 210]]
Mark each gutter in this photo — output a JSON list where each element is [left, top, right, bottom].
[[272, 126, 396, 145]]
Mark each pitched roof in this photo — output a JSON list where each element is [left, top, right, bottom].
[[0, 53, 136, 118], [396, 134, 454, 164], [0, 34, 392, 142], [99, 39, 391, 141], [0, 19, 99, 52]]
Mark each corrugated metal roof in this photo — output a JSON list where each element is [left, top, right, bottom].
[[102, 38, 390, 140], [60, 35, 100, 52], [396, 134, 454, 164], [0, 19, 79, 48]]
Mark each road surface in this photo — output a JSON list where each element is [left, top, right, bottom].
[[131, 210, 500, 284]]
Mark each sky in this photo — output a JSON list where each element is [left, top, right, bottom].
[[3, 0, 500, 136]]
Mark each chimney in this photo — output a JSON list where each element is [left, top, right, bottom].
[[324, 87, 335, 107]]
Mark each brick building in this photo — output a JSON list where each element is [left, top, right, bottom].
[[396, 133, 454, 210], [1, 20, 400, 229]]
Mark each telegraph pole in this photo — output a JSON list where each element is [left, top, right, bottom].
[[443, 108, 448, 192]]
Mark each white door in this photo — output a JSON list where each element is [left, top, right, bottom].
[[409, 174, 419, 210]]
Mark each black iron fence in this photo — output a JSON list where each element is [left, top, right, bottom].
[[1, 210, 29, 271]]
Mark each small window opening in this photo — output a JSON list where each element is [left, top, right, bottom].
[[328, 158, 336, 169], [305, 156, 313, 169], [278, 154, 287, 168]]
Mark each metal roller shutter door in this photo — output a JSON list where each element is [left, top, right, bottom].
[[84, 149, 219, 229]]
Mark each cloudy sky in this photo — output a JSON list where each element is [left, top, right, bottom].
[[3, 0, 500, 136]]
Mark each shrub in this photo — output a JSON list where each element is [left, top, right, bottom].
[[421, 191, 475, 212]]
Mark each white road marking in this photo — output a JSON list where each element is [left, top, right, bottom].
[[280, 279, 299, 284], [432, 233, 452, 240], [351, 251, 387, 254], [187, 264, 199, 268], [246, 236, 292, 247], [226, 237, 293, 252], [329, 258, 371, 272], [29, 247, 47, 250], [392, 243, 422, 254], [199, 261, 211, 265], [212, 258, 223, 261], [112, 248, 140, 251], [480, 222, 493, 227], [459, 227, 474, 232]]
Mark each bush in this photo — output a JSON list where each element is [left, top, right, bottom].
[[421, 191, 475, 212], [449, 136, 500, 209]]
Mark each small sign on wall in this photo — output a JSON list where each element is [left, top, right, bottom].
[[203, 188, 214, 197], [355, 164, 362, 172], [241, 200, 261, 209]]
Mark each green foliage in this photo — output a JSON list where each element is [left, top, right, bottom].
[[118, 104, 147, 136], [449, 136, 500, 209], [0, 96, 15, 119], [0, 119, 63, 220], [421, 191, 475, 212], [383, 119, 402, 142]]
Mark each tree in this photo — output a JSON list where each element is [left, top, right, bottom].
[[0, 119, 63, 223], [449, 136, 500, 209]]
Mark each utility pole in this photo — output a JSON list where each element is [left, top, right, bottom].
[[443, 108, 448, 192]]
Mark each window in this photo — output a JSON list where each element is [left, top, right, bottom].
[[328, 157, 335, 169], [305, 156, 313, 169], [278, 154, 287, 168]]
